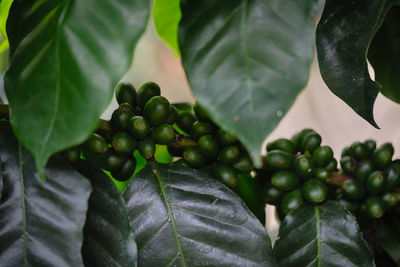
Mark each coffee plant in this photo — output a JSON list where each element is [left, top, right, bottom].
[[0, 0, 399, 266]]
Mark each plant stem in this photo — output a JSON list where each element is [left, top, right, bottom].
[[328, 172, 352, 186]]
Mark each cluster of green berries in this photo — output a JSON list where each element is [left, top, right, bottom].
[[174, 103, 254, 188], [262, 129, 337, 217], [61, 80, 399, 222], [63, 81, 179, 181], [262, 129, 400, 221], [337, 140, 400, 219]]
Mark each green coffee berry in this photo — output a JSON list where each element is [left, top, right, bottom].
[[218, 145, 240, 164], [100, 151, 127, 171], [110, 107, 134, 131], [274, 138, 296, 154], [214, 164, 238, 188], [264, 150, 293, 170], [340, 155, 355, 174], [350, 141, 368, 160], [111, 157, 136, 181], [364, 196, 385, 218], [312, 145, 334, 167], [325, 158, 338, 172], [216, 129, 237, 146], [372, 143, 394, 169], [265, 184, 284, 205], [165, 105, 179, 125], [183, 146, 208, 168], [291, 128, 313, 152], [302, 179, 328, 204], [363, 139, 376, 155], [193, 102, 211, 122], [115, 82, 136, 106], [62, 147, 81, 163], [190, 121, 215, 140], [232, 154, 254, 174], [293, 155, 312, 180], [280, 189, 303, 215], [143, 96, 171, 126], [301, 131, 321, 153], [83, 133, 107, 155], [271, 170, 299, 191], [341, 146, 351, 158], [138, 137, 156, 159], [152, 123, 175, 145], [128, 116, 150, 140], [112, 132, 137, 155], [136, 82, 161, 108], [366, 171, 385, 195], [315, 168, 330, 181], [198, 135, 219, 159], [355, 160, 375, 184], [382, 192, 397, 209], [176, 111, 196, 132], [342, 179, 365, 201], [384, 163, 400, 191]]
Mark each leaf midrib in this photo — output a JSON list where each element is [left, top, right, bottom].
[[153, 163, 187, 266], [39, 0, 71, 159], [315, 206, 321, 267], [18, 142, 28, 266]]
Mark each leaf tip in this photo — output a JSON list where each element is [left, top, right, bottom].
[[250, 152, 262, 169]]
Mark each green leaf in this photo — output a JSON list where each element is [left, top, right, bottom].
[[179, 0, 317, 167], [273, 201, 375, 267], [153, 0, 181, 55], [123, 161, 277, 266], [316, 0, 400, 127], [374, 215, 400, 264], [73, 160, 137, 267], [4, 0, 149, 177], [234, 174, 266, 225], [368, 5, 400, 103], [0, 0, 13, 52], [0, 121, 92, 266]]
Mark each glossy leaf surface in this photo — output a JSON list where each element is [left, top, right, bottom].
[[153, 0, 181, 55], [4, 0, 149, 176], [273, 201, 375, 267], [368, 5, 400, 103], [179, 0, 317, 167], [123, 161, 276, 266], [0, 122, 92, 266], [316, 0, 399, 127], [75, 160, 137, 267]]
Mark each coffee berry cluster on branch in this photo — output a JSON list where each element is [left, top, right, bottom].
[[62, 82, 400, 223]]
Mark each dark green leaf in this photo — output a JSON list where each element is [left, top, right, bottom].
[[74, 160, 137, 267], [179, 0, 317, 167], [316, 0, 399, 127], [273, 201, 375, 267], [374, 215, 400, 264], [153, 0, 181, 55], [0, 121, 92, 266], [0, 159, 2, 200], [123, 161, 276, 266], [368, 5, 400, 103], [4, 0, 149, 176]]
